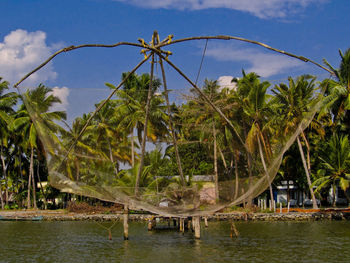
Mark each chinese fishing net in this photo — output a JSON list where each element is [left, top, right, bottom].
[[15, 32, 327, 217]]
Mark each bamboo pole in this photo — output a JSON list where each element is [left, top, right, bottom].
[[156, 35, 333, 74], [135, 51, 155, 196], [158, 56, 186, 187]]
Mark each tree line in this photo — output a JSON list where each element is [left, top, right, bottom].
[[0, 48, 349, 210]]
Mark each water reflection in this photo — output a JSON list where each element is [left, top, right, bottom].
[[0, 221, 349, 263]]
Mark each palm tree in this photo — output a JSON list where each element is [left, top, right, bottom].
[[272, 75, 320, 209], [92, 100, 130, 175], [232, 72, 275, 205], [112, 73, 166, 167], [314, 133, 350, 206], [0, 77, 17, 209], [185, 79, 223, 200], [14, 84, 66, 209], [321, 48, 350, 131]]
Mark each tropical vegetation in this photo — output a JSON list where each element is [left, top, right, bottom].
[[0, 48, 349, 210]]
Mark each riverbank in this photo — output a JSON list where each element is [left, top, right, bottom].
[[1, 208, 349, 221]]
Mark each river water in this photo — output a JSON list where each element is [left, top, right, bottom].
[[0, 221, 349, 263]]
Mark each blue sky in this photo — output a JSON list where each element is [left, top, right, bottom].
[[1, 0, 349, 121]]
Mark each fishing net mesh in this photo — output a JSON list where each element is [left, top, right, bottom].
[[17, 35, 324, 217]]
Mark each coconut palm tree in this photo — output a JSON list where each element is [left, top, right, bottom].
[[231, 72, 276, 205], [272, 75, 320, 209], [14, 84, 66, 209], [321, 48, 350, 131], [314, 133, 350, 206], [184, 79, 223, 200], [112, 73, 166, 167], [0, 77, 17, 208], [92, 100, 130, 175]]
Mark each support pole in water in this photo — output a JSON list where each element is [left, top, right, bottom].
[[204, 217, 208, 227], [147, 218, 153, 231], [123, 205, 129, 240], [180, 218, 185, 234], [193, 216, 201, 239], [188, 218, 192, 231]]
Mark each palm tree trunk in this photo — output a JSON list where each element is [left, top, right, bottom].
[[234, 150, 239, 200], [135, 52, 155, 196], [159, 57, 186, 186], [36, 162, 48, 210], [107, 137, 118, 176], [213, 122, 219, 201], [19, 152, 24, 190], [332, 184, 336, 207], [74, 158, 80, 181], [0, 177, 4, 209], [244, 125, 253, 207], [31, 147, 37, 209], [131, 127, 135, 167], [218, 146, 227, 169], [300, 131, 311, 170], [257, 135, 274, 206], [0, 143, 8, 206], [27, 150, 32, 209], [297, 136, 318, 209]]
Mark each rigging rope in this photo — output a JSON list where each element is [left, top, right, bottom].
[[195, 39, 208, 86]]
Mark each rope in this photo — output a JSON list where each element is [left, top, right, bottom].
[[195, 39, 209, 86]]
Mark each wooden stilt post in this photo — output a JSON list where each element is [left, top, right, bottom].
[[193, 216, 201, 239], [181, 218, 185, 233], [123, 205, 129, 240], [148, 218, 153, 231], [204, 217, 208, 228], [187, 218, 192, 231]]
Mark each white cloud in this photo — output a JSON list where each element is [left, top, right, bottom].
[[217, 76, 237, 90], [50, 86, 70, 112], [113, 0, 327, 18], [206, 43, 304, 77], [0, 29, 60, 86]]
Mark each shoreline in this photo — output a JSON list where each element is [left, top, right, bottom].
[[1, 209, 349, 222]]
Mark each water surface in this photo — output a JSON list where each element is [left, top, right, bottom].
[[0, 221, 349, 263]]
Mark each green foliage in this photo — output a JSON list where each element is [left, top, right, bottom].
[[1, 47, 350, 209]]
